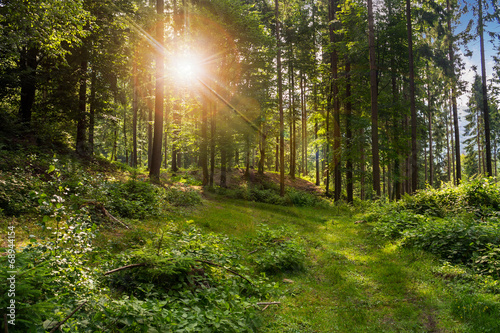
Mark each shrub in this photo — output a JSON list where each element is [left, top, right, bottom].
[[251, 225, 306, 274], [373, 210, 428, 239], [402, 217, 500, 265], [105, 180, 160, 218], [162, 186, 202, 207]]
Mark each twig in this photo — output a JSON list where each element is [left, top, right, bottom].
[[49, 301, 87, 333], [81, 201, 130, 229], [103, 263, 147, 276], [248, 248, 260, 254], [262, 305, 269, 311], [103, 260, 254, 286], [194, 259, 255, 286], [256, 302, 281, 305]]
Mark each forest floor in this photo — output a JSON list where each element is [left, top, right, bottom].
[[157, 194, 470, 332]]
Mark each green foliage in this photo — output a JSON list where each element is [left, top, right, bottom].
[[105, 180, 161, 219], [401, 217, 500, 265], [368, 179, 500, 280], [250, 225, 306, 274], [372, 211, 428, 239], [101, 224, 270, 332], [162, 186, 202, 207]]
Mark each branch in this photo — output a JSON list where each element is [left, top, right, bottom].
[[103, 263, 147, 276], [81, 201, 130, 229], [103, 260, 255, 286], [49, 301, 87, 333], [194, 259, 255, 286], [256, 302, 281, 305]]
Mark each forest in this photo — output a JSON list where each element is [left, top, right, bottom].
[[1, 0, 500, 332]]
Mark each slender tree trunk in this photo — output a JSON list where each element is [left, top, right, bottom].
[[148, 76, 153, 170], [427, 71, 433, 186], [76, 54, 88, 157], [276, 0, 285, 197], [209, 101, 215, 187], [447, 0, 461, 184], [132, 53, 138, 167], [258, 124, 266, 175], [201, 95, 209, 186], [149, 0, 164, 181], [18, 46, 38, 125], [478, 0, 492, 176], [368, 0, 380, 197], [446, 103, 451, 182], [315, 120, 320, 186], [123, 102, 128, 164], [407, 0, 418, 192], [360, 128, 365, 200], [89, 66, 96, 158], [449, 95, 456, 183], [289, 54, 296, 179], [346, 60, 353, 203], [330, 0, 341, 201], [275, 136, 279, 172]]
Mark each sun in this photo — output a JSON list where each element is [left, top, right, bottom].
[[169, 53, 204, 82]]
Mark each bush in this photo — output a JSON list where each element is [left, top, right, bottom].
[[373, 210, 428, 239], [162, 186, 202, 207], [251, 225, 306, 274], [402, 217, 500, 265], [105, 180, 160, 218]]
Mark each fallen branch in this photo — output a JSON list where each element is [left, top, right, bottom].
[[103, 259, 254, 286], [256, 302, 281, 306], [49, 301, 87, 333], [194, 259, 255, 286], [103, 263, 147, 276], [81, 201, 130, 229]]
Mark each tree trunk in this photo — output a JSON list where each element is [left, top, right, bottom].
[[201, 95, 209, 186], [330, 0, 341, 201], [89, 66, 96, 158], [18, 46, 38, 125], [368, 0, 380, 197], [345, 60, 353, 204], [210, 101, 216, 187], [76, 54, 88, 157], [407, 0, 418, 192], [258, 124, 266, 175], [478, 0, 492, 176], [447, 0, 461, 184], [289, 54, 296, 179], [276, 0, 285, 197], [149, 0, 164, 181], [132, 53, 138, 167]]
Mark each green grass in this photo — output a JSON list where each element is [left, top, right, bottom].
[[157, 195, 499, 332]]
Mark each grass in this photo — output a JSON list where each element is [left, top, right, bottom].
[[3, 187, 499, 332], [157, 195, 497, 332]]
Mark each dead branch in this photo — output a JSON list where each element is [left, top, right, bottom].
[[103, 259, 255, 286], [256, 302, 281, 306], [49, 301, 87, 333], [194, 259, 255, 286], [103, 263, 148, 276], [81, 200, 130, 229]]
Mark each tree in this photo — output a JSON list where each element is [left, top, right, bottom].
[[149, 0, 165, 181]]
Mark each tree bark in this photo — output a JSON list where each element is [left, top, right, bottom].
[[478, 0, 492, 176], [447, 0, 461, 184], [276, 0, 285, 197], [149, 0, 165, 181], [76, 52, 88, 157], [330, 0, 341, 201], [18, 46, 38, 125], [368, 0, 380, 197], [346, 60, 353, 204], [406, 0, 418, 193]]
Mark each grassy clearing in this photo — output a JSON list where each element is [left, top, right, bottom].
[[159, 195, 497, 332]]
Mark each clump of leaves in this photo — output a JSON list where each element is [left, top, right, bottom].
[[162, 186, 202, 207], [250, 224, 306, 274], [102, 224, 272, 332], [105, 180, 161, 218]]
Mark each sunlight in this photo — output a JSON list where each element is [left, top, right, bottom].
[[170, 53, 205, 82]]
